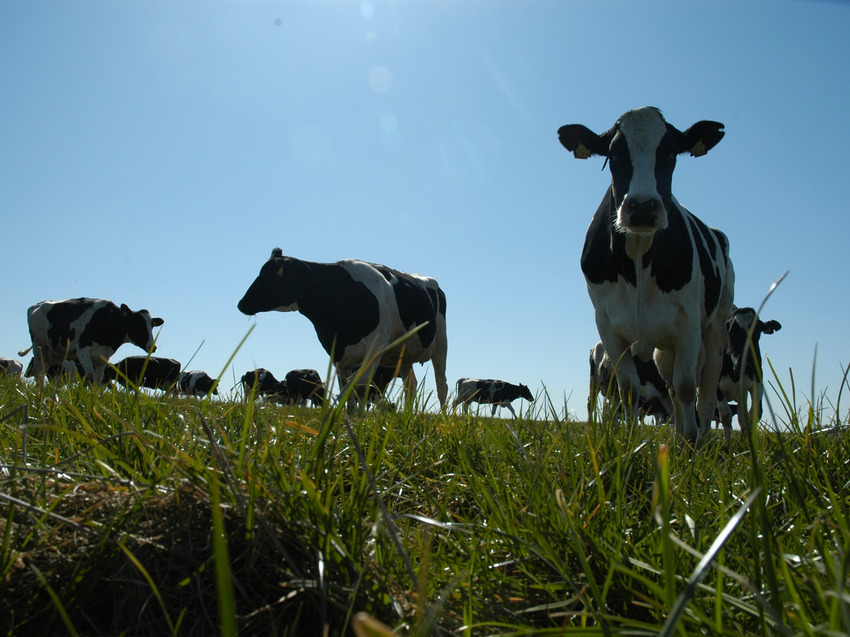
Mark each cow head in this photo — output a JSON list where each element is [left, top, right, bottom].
[[726, 306, 782, 380], [519, 383, 533, 402], [237, 248, 300, 316], [241, 368, 283, 395], [558, 107, 724, 235], [122, 304, 164, 353]]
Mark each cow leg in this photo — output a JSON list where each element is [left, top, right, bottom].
[[717, 400, 733, 440], [31, 347, 48, 380], [401, 366, 417, 409], [696, 321, 726, 442], [432, 319, 449, 408], [609, 350, 641, 427], [665, 345, 699, 442], [506, 402, 518, 419]]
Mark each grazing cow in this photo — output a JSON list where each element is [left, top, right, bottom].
[[453, 378, 534, 418], [19, 298, 164, 383], [558, 107, 734, 442], [237, 248, 448, 407], [241, 368, 288, 402], [284, 369, 325, 406], [0, 358, 23, 376], [106, 356, 181, 391], [178, 371, 219, 396], [588, 342, 673, 424], [716, 306, 782, 437]]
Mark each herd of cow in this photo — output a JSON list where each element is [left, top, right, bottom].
[[0, 291, 533, 416], [0, 107, 781, 439]]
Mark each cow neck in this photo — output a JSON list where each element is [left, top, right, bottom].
[[287, 258, 321, 319]]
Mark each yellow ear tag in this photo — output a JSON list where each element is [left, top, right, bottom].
[[277, 265, 284, 277], [690, 139, 707, 157], [574, 143, 592, 159]]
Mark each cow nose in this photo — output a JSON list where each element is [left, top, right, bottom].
[[624, 196, 662, 228], [626, 197, 660, 214]]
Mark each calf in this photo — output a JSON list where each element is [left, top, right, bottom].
[[559, 107, 734, 442], [716, 306, 782, 437], [454, 378, 533, 418], [588, 342, 673, 424], [241, 368, 288, 402], [178, 371, 219, 397], [0, 358, 23, 376], [238, 249, 448, 407], [106, 356, 181, 391], [19, 298, 164, 383], [284, 369, 325, 406]]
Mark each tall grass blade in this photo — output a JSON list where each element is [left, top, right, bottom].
[[659, 487, 761, 637], [210, 476, 238, 637], [29, 563, 79, 637]]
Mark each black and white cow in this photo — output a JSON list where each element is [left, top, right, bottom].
[[19, 298, 164, 383], [237, 249, 448, 407], [178, 371, 219, 396], [588, 342, 673, 424], [0, 358, 23, 376], [284, 369, 325, 406], [716, 306, 782, 437], [106, 356, 181, 391], [559, 107, 735, 442], [241, 368, 288, 402], [454, 378, 534, 418]]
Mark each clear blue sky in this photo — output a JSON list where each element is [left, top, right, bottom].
[[3, 1, 849, 424]]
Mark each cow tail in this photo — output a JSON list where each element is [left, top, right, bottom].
[[18, 346, 32, 357]]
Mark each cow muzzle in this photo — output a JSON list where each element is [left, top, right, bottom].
[[618, 196, 666, 233]]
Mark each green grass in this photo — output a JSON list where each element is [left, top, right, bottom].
[[0, 363, 848, 636]]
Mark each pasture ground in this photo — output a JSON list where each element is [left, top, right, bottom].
[[0, 370, 847, 636]]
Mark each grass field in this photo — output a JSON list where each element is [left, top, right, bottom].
[[0, 360, 848, 636]]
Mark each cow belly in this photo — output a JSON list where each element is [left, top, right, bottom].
[[590, 281, 703, 357]]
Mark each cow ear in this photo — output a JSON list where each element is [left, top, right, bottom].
[[270, 247, 283, 259], [761, 320, 782, 334], [680, 120, 725, 157], [558, 124, 609, 159], [120, 303, 131, 315], [152, 317, 165, 327]]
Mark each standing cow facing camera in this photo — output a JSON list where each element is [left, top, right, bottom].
[[237, 248, 448, 408], [20, 298, 164, 383], [716, 306, 782, 437], [558, 107, 734, 443]]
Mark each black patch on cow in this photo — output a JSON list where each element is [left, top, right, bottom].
[[644, 203, 696, 293], [376, 266, 438, 350], [44, 298, 97, 352], [77, 303, 130, 350], [687, 216, 723, 316], [581, 190, 637, 285]]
